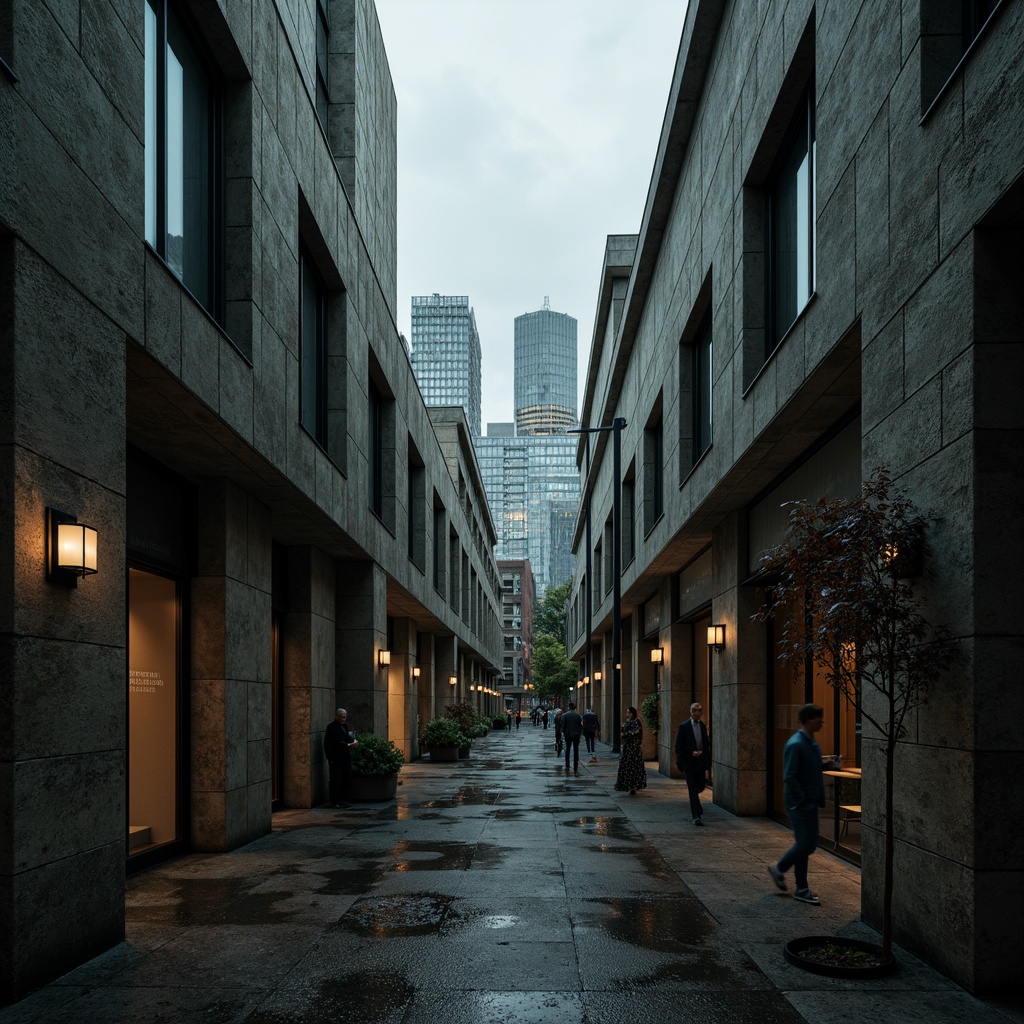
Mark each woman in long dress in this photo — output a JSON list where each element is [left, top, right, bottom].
[[614, 706, 647, 795]]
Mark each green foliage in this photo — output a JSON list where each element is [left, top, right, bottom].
[[641, 691, 660, 734], [492, 715, 508, 730], [443, 701, 479, 736], [349, 733, 404, 776], [534, 580, 571, 646], [531, 631, 577, 703], [421, 717, 468, 749]]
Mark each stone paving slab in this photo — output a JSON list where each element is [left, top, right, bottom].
[[0, 725, 1020, 1024]]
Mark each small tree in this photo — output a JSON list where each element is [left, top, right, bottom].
[[531, 631, 576, 704], [755, 467, 956, 958], [534, 580, 571, 646]]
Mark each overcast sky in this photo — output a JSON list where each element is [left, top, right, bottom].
[[374, 0, 686, 430]]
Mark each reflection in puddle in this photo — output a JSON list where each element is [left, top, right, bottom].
[[586, 895, 715, 953], [341, 893, 455, 937], [563, 816, 641, 842]]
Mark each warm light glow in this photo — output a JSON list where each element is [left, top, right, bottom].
[[707, 624, 726, 650], [378, 649, 391, 668], [650, 647, 664, 665], [56, 521, 98, 577], [594, 670, 602, 682], [412, 666, 421, 678], [449, 675, 458, 686]]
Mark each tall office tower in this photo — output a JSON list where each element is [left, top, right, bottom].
[[476, 425, 578, 599], [410, 294, 482, 436], [514, 298, 578, 435]]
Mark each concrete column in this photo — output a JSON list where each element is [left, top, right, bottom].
[[659, 621, 693, 777], [414, 631, 434, 752], [0, 239, 127, 1001], [191, 479, 273, 851], [711, 510, 767, 815], [282, 546, 336, 808], [335, 561, 387, 737], [435, 636, 458, 713]]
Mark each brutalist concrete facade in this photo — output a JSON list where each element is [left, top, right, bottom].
[[568, 0, 1022, 995], [0, 0, 501, 1002]]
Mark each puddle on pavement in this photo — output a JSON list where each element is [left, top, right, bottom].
[[419, 785, 502, 808], [563, 816, 640, 842], [488, 808, 523, 820], [614, 950, 764, 990], [245, 970, 414, 1024], [589, 895, 715, 952], [390, 840, 474, 871], [128, 877, 252, 926], [316, 866, 385, 894], [340, 893, 456, 937]]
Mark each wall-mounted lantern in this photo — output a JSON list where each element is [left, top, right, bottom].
[[449, 675, 458, 687], [46, 508, 98, 585], [593, 670, 603, 682], [412, 666, 421, 679], [650, 647, 664, 665], [707, 624, 726, 652], [378, 649, 391, 668]]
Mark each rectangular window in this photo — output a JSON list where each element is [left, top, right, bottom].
[[682, 309, 713, 470], [643, 416, 664, 535], [145, 0, 223, 318], [766, 89, 815, 352], [622, 470, 636, 570], [369, 381, 384, 518], [300, 249, 328, 445], [315, 0, 329, 130]]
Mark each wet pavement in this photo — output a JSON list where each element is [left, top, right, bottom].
[[2, 725, 1019, 1024]]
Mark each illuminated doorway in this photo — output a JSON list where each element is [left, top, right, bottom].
[[128, 567, 186, 859]]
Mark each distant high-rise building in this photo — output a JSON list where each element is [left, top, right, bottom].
[[410, 294, 482, 435], [476, 426, 578, 599], [514, 298, 578, 435]]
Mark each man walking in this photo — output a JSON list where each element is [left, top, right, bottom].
[[560, 702, 584, 775], [582, 707, 600, 762], [768, 703, 827, 905], [674, 702, 711, 825], [323, 708, 358, 808]]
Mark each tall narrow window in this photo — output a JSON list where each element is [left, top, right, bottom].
[[621, 469, 636, 570], [145, 0, 222, 317], [963, 0, 1002, 48], [315, 0, 329, 130], [300, 249, 328, 445], [644, 416, 664, 534], [369, 382, 384, 518], [767, 89, 815, 352], [691, 311, 713, 466]]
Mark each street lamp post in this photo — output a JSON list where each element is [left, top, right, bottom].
[[570, 417, 626, 752]]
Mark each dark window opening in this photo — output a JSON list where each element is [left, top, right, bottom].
[[315, 0, 329, 131], [300, 248, 328, 445]]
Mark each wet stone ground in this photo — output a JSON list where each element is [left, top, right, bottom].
[[2, 726, 1014, 1024]]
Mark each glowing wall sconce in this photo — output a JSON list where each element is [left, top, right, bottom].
[[650, 647, 664, 665], [46, 508, 98, 585], [593, 670, 602, 682], [449, 675, 458, 687], [707, 624, 726, 652], [378, 649, 391, 668], [412, 666, 421, 679]]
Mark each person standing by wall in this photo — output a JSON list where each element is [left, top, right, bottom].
[[613, 706, 647, 795], [582, 707, 600, 762], [674, 702, 711, 826], [323, 708, 359, 808], [768, 703, 827, 905]]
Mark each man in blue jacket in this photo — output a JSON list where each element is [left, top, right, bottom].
[[767, 703, 826, 905]]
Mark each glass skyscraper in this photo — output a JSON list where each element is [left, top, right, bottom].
[[514, 299, 578, 435], [410, 294, 482, 436], [475, 430, 578, 598]]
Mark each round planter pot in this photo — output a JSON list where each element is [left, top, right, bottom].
[[784, 936, 897, 979], [347, 774, 398, 802], [428, 746, 459, 762]]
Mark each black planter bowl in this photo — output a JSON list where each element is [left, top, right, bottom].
[[784, 936, 898, 979]]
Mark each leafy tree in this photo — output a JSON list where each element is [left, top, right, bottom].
[[534, 580, 571, 646], [755, 467, 957, 959], [531, 631, 576, 704]]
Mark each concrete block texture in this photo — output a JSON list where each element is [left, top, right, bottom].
[[0, 840, 124, 1003]]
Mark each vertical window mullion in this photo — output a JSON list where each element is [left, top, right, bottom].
[[156, 0, 167, 257]]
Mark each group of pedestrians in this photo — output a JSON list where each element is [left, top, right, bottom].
[[324, 696, 831, 910]]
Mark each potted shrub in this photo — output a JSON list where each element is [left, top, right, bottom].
[[421, 717, 466, 761], [492, 714, 507, 731], [640, 690, 660, 734], [347, 733, 404, 801]]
